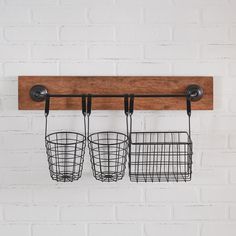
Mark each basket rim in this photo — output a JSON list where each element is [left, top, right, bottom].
[[88, 131, 128, 145], [45, 131, 86, 145], [130, 131, 192, 145]]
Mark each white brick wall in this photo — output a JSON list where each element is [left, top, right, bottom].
[[0, 0, 235, 236]]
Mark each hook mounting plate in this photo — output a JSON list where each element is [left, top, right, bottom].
[[30, 85, 47, 102], [185, 84, 204, 101]]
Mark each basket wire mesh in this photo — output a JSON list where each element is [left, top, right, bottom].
[[128, 95, 193, 182], [87, 95, 129, 182], [44, 95, 87, 182]]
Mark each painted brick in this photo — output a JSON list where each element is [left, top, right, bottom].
[[0, 188, 31, 203], [60, 0, 113, 6], [173, 205, 226, 220], [116, 205, 171, 221], [0, 1, 234, 235], [117, 62, 171, 75], [0, 151, 31, 168], [2, 170, 54, 186], [0, 116, 28, 131], [146, 187, 199, 203], [202, 151, 236, 167], [89, 44, 142, 59], [229, 62, 236, 76], [32, 225, 86, 236], [33, 188, 88, 203], [60, 26, 114, 41], [144, 114, 200, 132], [0, 81, 18, 96], [116, 0, 173, 6], [0, 207, 4, 221], [0, 7, 30, 24], [32, 44, 87, 60], [0, 225, 30, 236], [203, 7, 236, 23], [229, 134, 236, 149], [173, 61, 226, 76], [0, 28, 4, 42], [89, 224, 142, 236], [32, 8, 87, 24], [89, 7, 141, 24], [145, 44, 198, 59], [201, 45, 236, 59], [116, 25, 171, 42], [1, 96, 20, 111], [191, 169, 227, 185], [201, 116, 236, 132], [173, 0, 228, 5], [5, 27, 57, 41], [89, 187, 142, 203], [0, 45, 28, 60], [4, 62, 58, 76], [60, 206, 114, 221], [145, 7, 199, 23], [2, 134, 43, 150], [201, 187, 236, 202], [229, 170, 236, 184], [5, 205, 58, 221], [202, 223, 236, 236], [32, 115, 84, 133], [60, 62, 115, 75], [174, 26, 227, 42], [6, 0, 57, 5], [145, 223, 199, 236], [195, 133, 228, 149], [0, 63, 3, 76], [229, 27, 236, 41]]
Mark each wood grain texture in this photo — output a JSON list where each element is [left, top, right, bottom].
[[18, 76, 213, 110]]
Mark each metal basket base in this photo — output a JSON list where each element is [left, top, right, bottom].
[[93, 171, 125, 182], [129, 172, 192, 183], [50, 172, 80, 182]]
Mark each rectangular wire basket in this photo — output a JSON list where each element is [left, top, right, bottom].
[[129, 131, 193, 182]]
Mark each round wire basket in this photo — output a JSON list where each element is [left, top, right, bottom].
[[45, 131, 86, 182], [88, 131, 129, 182], [44, 95, 87, 182]]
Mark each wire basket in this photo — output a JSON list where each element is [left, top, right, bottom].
[[88, 131, 128, 182], [45, 131, 86, 182], [129, 131, 192, 182], [128, 95, 193, 182], [87, 96, 129, 182], [44, 95, 87, 182]]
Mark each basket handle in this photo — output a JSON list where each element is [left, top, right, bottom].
[[44, 94, 88, 137], [127, 94, 192, 137], [86, 94, 131, 138]]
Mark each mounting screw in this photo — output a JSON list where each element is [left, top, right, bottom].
[[185, 84, 204, 101], [30, 85, 48, 102]]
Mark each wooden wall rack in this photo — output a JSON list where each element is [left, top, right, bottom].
[[18, 76, 213, 110]]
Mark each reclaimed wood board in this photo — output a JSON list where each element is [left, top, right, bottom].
[[18, 76, 213, 110]]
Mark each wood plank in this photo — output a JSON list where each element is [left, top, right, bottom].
[[18, 76, 213, 110]]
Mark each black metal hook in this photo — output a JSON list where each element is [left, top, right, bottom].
[[87, 94, 92, 116], [82, 95, 87, 116], [44, 94, 50, 117]]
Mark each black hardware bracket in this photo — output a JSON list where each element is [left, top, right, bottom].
[[29, 84, 204, 102]]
